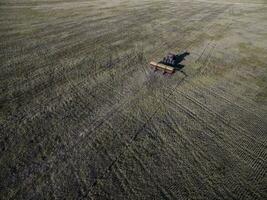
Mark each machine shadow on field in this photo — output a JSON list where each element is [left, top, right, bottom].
[[174, 52, 189, 76]]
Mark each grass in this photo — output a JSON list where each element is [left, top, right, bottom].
[[0, 0, 267, 199]]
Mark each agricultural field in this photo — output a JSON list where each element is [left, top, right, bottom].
[[0, 0, 267, 199]]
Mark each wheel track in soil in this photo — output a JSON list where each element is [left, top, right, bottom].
[[164, 96, 265, 200], [85, 11, 235, 196], [203, 78, 267, 114], [84, 73, 188, 198], [186, 80, 267, 133], [1, 0, 229, 112], [192, 34, 267, 104], [142, 113, 230, 199], [11, 65, 262, 200], [165, 102, 263, 200], [185, 28, 266, 124], [171, 88, 267, 185], [3, 46, 214, 200], [72, 32, 227, 196], [188, 72, 264, 121], [57, 5, 266, 198], [165, 92, 266, 177], [0, 2, 243, 199], [2, 25, 174, 158], [188, 49, 267, 115], [65, 81, 148, 150], [63, 32, 191, 138], [173, 88, 266, 147], [161, 115, 235, 200], [3, 4, 236, 198], [58, 7, 228, 141]]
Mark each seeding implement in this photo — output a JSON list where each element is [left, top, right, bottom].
[[150, 52, 176, 74]]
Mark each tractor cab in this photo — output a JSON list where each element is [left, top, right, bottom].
[[162, 53, 176, 66]]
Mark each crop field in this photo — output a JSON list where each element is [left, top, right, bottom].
[[0, 0, 267, 199]]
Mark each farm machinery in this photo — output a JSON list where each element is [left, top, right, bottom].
[[150, 52, 189, 74]]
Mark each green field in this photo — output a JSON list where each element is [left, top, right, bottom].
[[0, 0, 267, 199]]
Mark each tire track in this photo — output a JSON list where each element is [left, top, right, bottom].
[[0, 1, 239, 198], [174, 89, 265, 147], [160, 116, 232, 199], [186, 80, 267, 131], [165, 92, 266, 166], [84, 72, 188, 198], [163, 96, 266, 199], [172, 88, 267, 182], [85, 6, 234, 194]]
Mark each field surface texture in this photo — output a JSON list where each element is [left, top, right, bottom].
[[0, 0, 267, 199]]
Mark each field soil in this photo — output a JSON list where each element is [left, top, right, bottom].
[[0, 0, 267, 199]]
